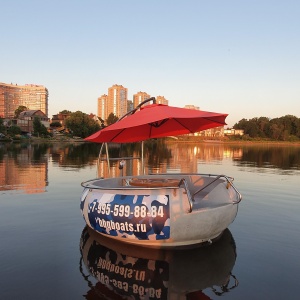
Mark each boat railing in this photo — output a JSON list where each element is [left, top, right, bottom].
[[178, 178, 193, 212], [150, 173, 242, 204], [81, 173, 242, 210], [222, 175, 242, 204], [192, 174, 242, 204], [81, 177, 104, 188]]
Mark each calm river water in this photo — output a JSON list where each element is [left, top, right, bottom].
[[0, 141, 299, 299]]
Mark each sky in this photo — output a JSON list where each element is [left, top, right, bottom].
[[1, 0, 299, 127]]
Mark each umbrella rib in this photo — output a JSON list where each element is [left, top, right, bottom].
[[174, 117, 225, 133], [202, 117, 226, 125], [109, 128, 126, 142], [173, 118, 194, 133], [149, 123, 152, 139], [149, 119, 168, 128]]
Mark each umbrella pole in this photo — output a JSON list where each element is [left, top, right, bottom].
[[97, 143, 104, 177], [141, 141, 144, 175], [98, 143, 104, 159], [97, 143, 110, 177], [105, 143, 110, 175]]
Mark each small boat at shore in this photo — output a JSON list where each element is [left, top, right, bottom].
[[81, 98, 242, 248], [80, 173, 241, 248]]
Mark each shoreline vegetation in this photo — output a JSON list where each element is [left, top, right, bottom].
[[1, 135, 300, 146], [2, 111, 299, 146]]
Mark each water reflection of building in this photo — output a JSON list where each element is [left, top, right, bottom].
[[223, 147, 243, 159], [167, 144, 198, 173], [97, 157, 146, 178], [95, 143, 244, 177], [0, 146, 48, 194], [49, 143, 101, 168]]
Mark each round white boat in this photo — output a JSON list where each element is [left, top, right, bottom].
[[80, 173, 242, 248]]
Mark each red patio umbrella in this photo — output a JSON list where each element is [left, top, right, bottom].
[[85, 103, 228, 143]]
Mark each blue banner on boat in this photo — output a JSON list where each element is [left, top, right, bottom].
[[85, 193, 170, 240]]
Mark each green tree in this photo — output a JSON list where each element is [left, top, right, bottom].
[[7, 125, 22, 136], [33, 117, 49, 137], [98, 117, 105, 128], [14, 106, 28, 118], [50, 121, 62, 128], [232, 115, 300, 140], [280, 115, 299, 137], [0, 118, 6, 134], [234, 118, 260, 138], [59, 110, 72, 114], [269, 122, 282, 140], [65, 111, 100, 138], [257, 117, 270, 137], [106, 113, 118, 125], [294, 118, 300, 138]]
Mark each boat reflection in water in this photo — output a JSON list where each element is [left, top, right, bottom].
[[79, 226, 238, 299]]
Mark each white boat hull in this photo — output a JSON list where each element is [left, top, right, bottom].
[[80, 174, 241, 248]]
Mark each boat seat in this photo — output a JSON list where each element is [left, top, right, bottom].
[[128, 178, 180, 188]]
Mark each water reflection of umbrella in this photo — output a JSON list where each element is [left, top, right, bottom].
[[85, 101, 228, 143]]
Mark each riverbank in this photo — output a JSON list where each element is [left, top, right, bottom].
[[1, 135, 300, 146], [164, 136, 300, 146], [0, 135, 86, 144]]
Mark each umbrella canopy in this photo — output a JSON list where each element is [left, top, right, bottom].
[[85, 104, 228, 143]]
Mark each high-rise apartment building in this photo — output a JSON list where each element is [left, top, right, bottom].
[[156, 96, 169, 105], [133, 91, 151, 108], [97, 85, 170, 124], [97, 85, 128, 122], [107, 84, 128, 119], [97, 94, 108, 121], [0, 82, 48, 118], [184, 104, 200, 110]]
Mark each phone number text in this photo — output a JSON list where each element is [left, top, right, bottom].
[[90, 202, 164, 218]]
